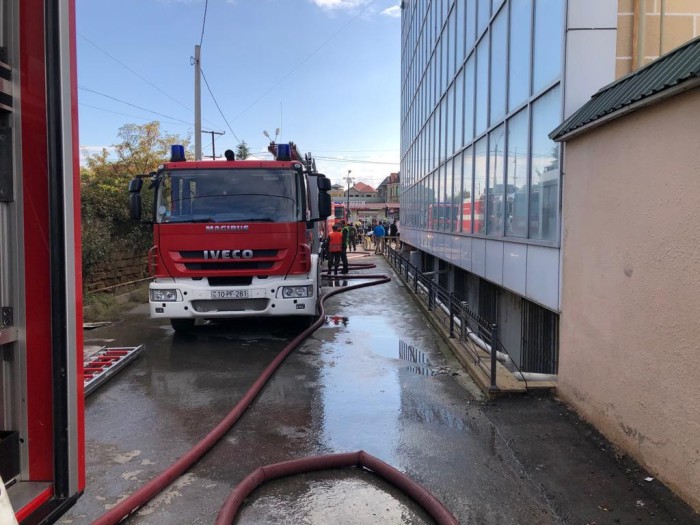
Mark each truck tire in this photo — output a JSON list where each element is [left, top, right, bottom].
[[170, 318, 196, 333]]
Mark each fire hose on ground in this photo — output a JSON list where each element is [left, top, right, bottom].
[[91, 260, 459, 525]]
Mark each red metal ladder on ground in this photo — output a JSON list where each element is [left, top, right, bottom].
[[84, 345, 144, 397]]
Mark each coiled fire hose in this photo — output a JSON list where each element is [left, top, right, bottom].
[[92, 261, 459, 525]]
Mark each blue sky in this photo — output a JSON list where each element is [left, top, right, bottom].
[[77, 0, 402, 188]]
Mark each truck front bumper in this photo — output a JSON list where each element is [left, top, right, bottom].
[[149, 275, 318, 319]]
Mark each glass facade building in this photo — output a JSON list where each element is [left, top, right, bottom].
[[401, 0, 564, 245], [399, 0, 574, 373]]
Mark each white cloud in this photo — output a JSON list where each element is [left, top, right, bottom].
[[381, 5, 401, 18], [309, 0, 372, 11]]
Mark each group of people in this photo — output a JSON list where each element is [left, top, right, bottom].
[[322, 218, 399, 274]]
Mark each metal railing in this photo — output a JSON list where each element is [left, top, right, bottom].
[[383, 243, 528, 392]]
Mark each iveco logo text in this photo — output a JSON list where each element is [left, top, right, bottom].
[[203, 250, 254, 259], [205, 225, 249, 232]]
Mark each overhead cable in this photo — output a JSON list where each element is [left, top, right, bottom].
[[199, 0, 209, 48], [200, 68, 242, 144], [79, 86, 195, 125]]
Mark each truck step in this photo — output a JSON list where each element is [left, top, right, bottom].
[[84, 345, 144, 397]]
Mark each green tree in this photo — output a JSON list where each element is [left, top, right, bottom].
[[235, 141, 250, 160], [80, 121, 191, 280]]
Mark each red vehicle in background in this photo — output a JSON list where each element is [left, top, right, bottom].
[[129, 142, 332, 332], [1, 0, 85, 522], [427, 200, 484, 233]]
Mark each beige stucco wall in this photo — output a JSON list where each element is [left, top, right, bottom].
[[558, 87, 700, 511]]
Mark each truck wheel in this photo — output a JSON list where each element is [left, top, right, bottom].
[[170, 318, 196, 333]]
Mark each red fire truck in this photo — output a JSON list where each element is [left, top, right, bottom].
[[1, 0, 85, 522], [129, 142, 332, 332]]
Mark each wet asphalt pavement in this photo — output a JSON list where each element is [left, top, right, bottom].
[[59, 252, 699, 525]]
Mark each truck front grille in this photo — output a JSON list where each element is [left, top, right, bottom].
[[191, 299, 269, 313]]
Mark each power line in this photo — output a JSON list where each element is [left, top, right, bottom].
[[79, 33, 192, 113], [199, 0, 209, 48], [79, 86, 195, 125], [315, 156, 399, 165], [200, 68, 242, 144], [79, 102, 193, 127], [78, 32, 222, 130]]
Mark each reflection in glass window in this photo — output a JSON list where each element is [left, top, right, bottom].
[[461, 146, 474, 233], [529, 86, 560, 241], [466, 0, 476, 49], [487, 125, 505, 236], [475, 37, 489, 135], [473, 137, 487, 234], [477, 0, 490, 36], [464, 55, 475, 143], [533, 0, 563, 92], [455, 68, 464, 149], [490, 9, 507, 125], [456, 0, 465, 69], [452, 153, 463, 231], [445, 159, 454, 232], [506, 107, 529, 237], [431, 170, 439, 230], [509, 0, 532, 111], [447, 82, 455, 157]]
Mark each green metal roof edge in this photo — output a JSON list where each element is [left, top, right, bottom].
[[550, 36, 700, 141]]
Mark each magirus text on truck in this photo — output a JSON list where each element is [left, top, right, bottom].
[[128, 141, 332, 332]]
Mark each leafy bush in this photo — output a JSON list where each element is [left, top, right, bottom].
[[81, 121, 191, 280]]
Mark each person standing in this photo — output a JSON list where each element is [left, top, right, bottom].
[[389, 219, 398, 247], [373, 221, 386, 254], [325, 224, 344, 274], [348, 223, 357, 252], [340, 220, 350, 273]]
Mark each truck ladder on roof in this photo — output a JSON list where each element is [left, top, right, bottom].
[[84, 345, 144, 397]]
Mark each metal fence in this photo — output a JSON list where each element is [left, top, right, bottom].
[[383, 244, 528, 392]]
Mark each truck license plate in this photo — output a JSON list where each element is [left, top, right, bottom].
[[211, 290, 249, 299]]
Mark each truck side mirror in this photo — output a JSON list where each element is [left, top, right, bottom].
[[318, 193, 331, 219], [129, 193, 142, 221], [316, 175, 331, 192], [128, 177, 143, 221]]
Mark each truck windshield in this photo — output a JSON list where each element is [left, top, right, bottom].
[[155, 168, 301, 223]]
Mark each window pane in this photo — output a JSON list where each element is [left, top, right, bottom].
[[464, 54, 475, 143], [529, 86, 561, 241], [489, 8, 507, 125], [447, 82, 455, 156], [487, 125, 505, 236], [509, 0, 532, 111], [461, 146, 474, 233], [452, 153, 463, 231], [477, 0, 490, 36], [455, 66, 464, 148], [447, 159, 455, 231], [466, 0, 476, 49], [473, 137, 487, 234], [506, 107, 529, 237], [475, 36, 489, 135], [533, 0, 563, 92], [456, 0, 465, 69]]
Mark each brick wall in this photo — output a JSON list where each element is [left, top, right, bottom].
[[84, 247, 149, 293]]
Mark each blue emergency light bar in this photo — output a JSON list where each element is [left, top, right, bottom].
[[276, 143, 292, 161], [170, 144, 186, 162]]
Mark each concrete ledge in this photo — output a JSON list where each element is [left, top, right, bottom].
[[388, 259, 556, 398]]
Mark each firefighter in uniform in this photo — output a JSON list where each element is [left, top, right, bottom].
[[325, 224, 344, 275]]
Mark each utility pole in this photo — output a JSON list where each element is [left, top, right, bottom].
[[194, 44, 202, 160], [202, 130, 225, 160]]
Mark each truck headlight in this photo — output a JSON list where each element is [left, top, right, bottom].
[[151, 289, 179, 302], [281, 286, 313, 298]]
